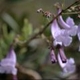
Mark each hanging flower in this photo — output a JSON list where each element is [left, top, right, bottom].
[[57, 53, 76, 74], [50, 49, 57, 63], [0, 47, 17, 75], [51, 19, 72, 47], [58, 47, 67, 63]]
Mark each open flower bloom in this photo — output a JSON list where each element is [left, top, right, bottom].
[[58, 9, 78, 36], [51, 19, 72, 47], [0, 47, 17, 75], [57, 53, 76, 74]]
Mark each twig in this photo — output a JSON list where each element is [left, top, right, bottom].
[[62, 11, 80, 15], [24, 0, 80, 45], [16, 63, 42, 80]]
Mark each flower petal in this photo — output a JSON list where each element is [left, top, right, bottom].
[[66, 17, 75, 26], [57, 53, 67, 68], [6, 48, 16, 65], [59, 48, 67, 63], [63, 58, 76, 73], [65, 17, 78, 36], [67, 58, 75, 64], [51, 19, 60, 39], [50, 49, 57, 63], [66, 25, 78, 36], [1, 58, 16, 67], [58, 15, 70, 29], [55, 34, 72, 47]]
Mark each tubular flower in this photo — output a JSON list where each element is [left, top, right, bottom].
[[57, 9, 70, 29], [0, 47, 17, 75], [58, 47, 67, 63], [50, 49, 57, 63], [57, 53, 76, 74], [58, 9, 78, 37], [51, 19, 72, 47]]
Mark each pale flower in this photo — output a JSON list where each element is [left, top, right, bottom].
[[0, 47, 17, 75], [58, 47, 67, 63], [51, 19, 72, 47], [50, 49, 57, 63], [57, 53, 76, 77]]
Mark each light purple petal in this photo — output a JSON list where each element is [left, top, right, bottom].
[[51, 19, 61, 39], [57, 53, 67, 68], [65, 25, 78, 36], [67, 58, 75, 64], [62, 35, 72, 46], [66, 17, 75, 26], [54, 34, 72, 47], [1, 58, 16, 67], [0, 66, 17, 75], [63, 58, 76, 73], [57, 8, 70, 29], [50, 49, 57, 63], [65, 17, 78, 36], [59, 48, 67, 63], [6, 48, 16, 65], [58, 15, 70, 29]]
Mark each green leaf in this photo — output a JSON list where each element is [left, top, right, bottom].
[[22, 18, 33, 40], [1, 13, 19, 33]]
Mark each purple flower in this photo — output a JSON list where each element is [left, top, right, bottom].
[[50, 49, 57, 63], [58, 9, 78, 36], [0, 47, 17, 75], [51, 19, 72, 47], [58, 47, 67, 63], [57, 9, 70, 29], [57, 53, 76, 73]]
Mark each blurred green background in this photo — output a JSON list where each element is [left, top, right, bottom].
[[0, 0, 80, 80]]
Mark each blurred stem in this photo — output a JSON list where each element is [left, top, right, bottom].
[[16, 63, 42, 80]]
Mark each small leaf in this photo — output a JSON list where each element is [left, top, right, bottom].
[[22, 18, 33, 40], [1, 13, 19, 33]]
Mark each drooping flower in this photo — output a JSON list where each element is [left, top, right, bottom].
[[0, 46, 17, 75], [50, 49, 57, 63], [58, 47, 67, 63], [51, 19, 72, 47], [57, 53, 76, 74]]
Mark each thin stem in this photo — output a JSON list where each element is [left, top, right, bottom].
[[22, 0, 80, 45], [62, 11, 80, 15]]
